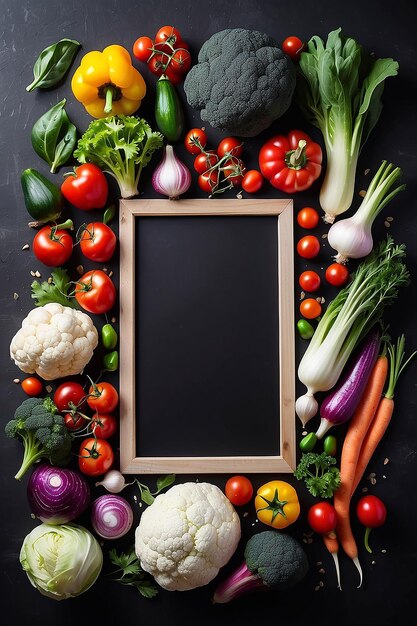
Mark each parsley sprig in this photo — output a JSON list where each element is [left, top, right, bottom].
[[294, 452, 341, 498], [108, 547, 158, 599]]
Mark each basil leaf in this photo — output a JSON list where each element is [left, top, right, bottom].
[[31, 99, 77, 173], [156, 474, 176, 493], [26, 38, 81, 92]]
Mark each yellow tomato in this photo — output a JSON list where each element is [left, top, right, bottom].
[[255, 480, 300, 529]]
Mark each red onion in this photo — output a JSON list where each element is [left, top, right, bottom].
[[27, 463, 91, 524], [151, 144, 191, 199], [91, 495, 133, 539]]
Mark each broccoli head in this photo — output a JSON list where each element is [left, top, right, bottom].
[[5, 397, 73, 480], [212, 530, 309, 603], [183, 28, 296, 137]]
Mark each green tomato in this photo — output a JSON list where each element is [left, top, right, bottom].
[[323, 435, 337, 456], [297, 319, 314, 340]]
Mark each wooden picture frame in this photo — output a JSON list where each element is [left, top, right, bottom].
[[119, 198, 295, 474]]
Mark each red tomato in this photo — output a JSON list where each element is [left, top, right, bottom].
[[297, 207, 320, 229], [299, 270, 321, 292], [154, 26, 182, 52], [307, 502, 337, 535], [223, 158, 246, 186], [88, 413, 118, 439], [325, 263, 350, 287], [21, 377, 43, 397], [217, 137, 243, 158], [54, 381, 87, 432], [242, 170, 264, 194], [194, 151, 218, 174], [170, 48, 191, 74], [300, 298, 322, 319], [75, 270, 116, 314], [33, 223, 73, 267], [79, 222, 117, 262], [78, 437, 114, 476], [87, 381, 119, 414], [198, 170, 219, 193], [61, 164, 108, 210], [356, 495, 387, 528], [185, 128, 207, 154], [225, 476, 254, 506], [147, 53, 169, 76], [164, 64, 183, 84], [282, 36, 306, 61], [297, 235, 320, 259], [132, 36, 154, 62]]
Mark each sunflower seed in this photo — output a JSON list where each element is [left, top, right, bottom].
[[13, 378, 20, 384], [13, 292, 19, 300], [359, 189, 367, 197], [322, 233, 328, 239], [386, 216, 393, 222], [111, 317, 117, 324], [300, 291, 305, 299], [30, 270, 36, 276], [22, 244, 30, 251], [362, 487, 369, 493], [384, 221, 391, 228], [35, 270, 41, 278], [364, 168, 370, 175], [314, 585, 321, 591], [371, 560, 376, 565], [76, 265, 84, 275], [108, 270, 113, 278], [46, 385, 53, 393], [384, 457, 390, 465], [318, 568, 325, 574], [381, 549, 387, 553]]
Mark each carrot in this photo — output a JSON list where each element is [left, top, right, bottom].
[[352, 335, 417, 495], [322, 532, 341, 589]]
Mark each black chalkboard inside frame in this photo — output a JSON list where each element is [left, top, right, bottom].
[[118, 199, 295, 474]]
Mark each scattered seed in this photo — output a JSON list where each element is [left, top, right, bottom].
[[76, 265, 84, 275], [303, 538, 308, 544], [46, 385, 53, 393], [370, 477, 377, 485], [13, 378, 20, 384], [236, 191, 243, 199], [111, 317, 117, 324], [384, 221, 391, 228], [302, 430, 308, 436], [102, 267, 108, 273], [133, 495, 138, 503], [30, 270, 36, 276], [316, 561, 322, 566], [319, 580, 324, 587], [300, 291, 305, 300], [321, 233, 328, 239], [22, 244, 30, 251], [318, 568, 325, 574], [320, 296, 325, 304], [362, 487, 369, 493], [359, 189, 367, 197], [316, 297, 321, 302], [243, 512, 249, 518], [13, 292, 19, 300], [47, 276, 53, 284], [364, 168, 370, 175], [381, 549, 387, 554], [368, 472, 376, 479], [30, 513, 36, 519], [108, 270, 113, 278], [383, 457, 390, 465], [371, 560, 376, 565], [307, 537, 313, 544], [382, 475, 386, 479], [386, 216, 393, 222], [314, 585, 321, 591], [35, 270, 41, 278]]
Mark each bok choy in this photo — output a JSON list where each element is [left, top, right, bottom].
[[295, 237, 409, 427], [296, 28, 399, 223]]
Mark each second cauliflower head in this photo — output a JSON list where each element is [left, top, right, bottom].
[[183, 28, 296, 137], [10, 303, 98, 380], [135, 482, 241, 591]]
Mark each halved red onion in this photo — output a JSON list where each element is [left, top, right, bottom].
[[27, 463, 91, 524], [91, 495, 134, 539]]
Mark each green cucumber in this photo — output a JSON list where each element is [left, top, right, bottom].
[[21, 168, 64, 226], [155, 75, 184, 143]]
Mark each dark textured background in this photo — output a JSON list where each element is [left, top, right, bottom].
[[1, 1, 417, 624]]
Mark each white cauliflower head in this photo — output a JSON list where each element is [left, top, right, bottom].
[[135, 482, 241, 591], [10, 304, 98, 380]]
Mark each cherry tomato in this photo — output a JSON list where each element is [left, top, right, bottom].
[[198, 170, 219, 194], [21, 377, 43, 397], [225, 476, 254, 506], [147, 53, 169, 76], [242, 170, 264, 194], [223, 158, 246, 186], [88, 413, 118, 439], [307, 501, 337, 535], [54, 381, 87, 431], [300, 298, 322, 319], [61, 164, 108, 211], [132, 36, 154, 62], [170, 48, 192, 74], [297, 207, 320, 229], [217, 137, 243, 158], [87, 381, 119, 414], [194, 151, 218, 174], [325, 262, 350, 287], [297, 235, 320, 259], [282, 36, 306, 62], [356, 495, 387, 528], [164, 64, 183, 85], [185, 128, 208, 154], [78, 437, 114, 477], [299, 270, 321, 292], [79, 222, 117, 263], [154, 26, 182, 52], [75, 269, 116, 315], [33, 223, 73, 267]]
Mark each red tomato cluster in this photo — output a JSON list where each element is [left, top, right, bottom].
[[133, 26, 191, 84]]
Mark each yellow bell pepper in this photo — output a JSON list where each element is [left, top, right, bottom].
[[71, 44, 146, 119], [255, 480, 300, 529]]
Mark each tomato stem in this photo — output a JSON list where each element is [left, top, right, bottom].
[[364, 526, 373, 553]]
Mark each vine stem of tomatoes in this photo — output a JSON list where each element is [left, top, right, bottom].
[[195, 140, 246, 197], [145, 41, 189, 71]]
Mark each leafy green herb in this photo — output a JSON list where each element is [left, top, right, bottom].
[[135, 474, 176, 505], [31, 268, 76, 308], [294, 452, 341, 498], [31, 100, 77, 173], [103, 204, 116, 225], [26, 38, 81, 92], [73, 115, 163, 198], [109, 547, 158, 598]]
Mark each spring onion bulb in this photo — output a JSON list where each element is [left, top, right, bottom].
[[328, 161, 405, 264], [95, 469, 134, 494], [295, 237, 409, 427], [91, 495, 134, 539], [152, 144, 191, 200]]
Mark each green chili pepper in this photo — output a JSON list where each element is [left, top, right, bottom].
[[102, 323, 118, 350], [103, 350, 118, 372], [323, 435, 337, 456], [299, 432, 318, 452], [297, 319, 314, 340]]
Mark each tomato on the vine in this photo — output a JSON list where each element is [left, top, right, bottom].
[[164, 64, 183, 84], [297, 207, 320, 229], [242, 170, 264, 194], [300, 298, 322, 319], [325, 263, 350, 287], [54, 381, 87, 432], [356, 495, 387, 553], [198, 170, 219, 193], [194, 151, 218, 174], [297, 235, 320, 259], [132, 36, 154, 62], [170, 48, 192, 73], [75, 269, 116, 315], [88, 413, 118, 439], [282, 36, 305, 62], [33, 222, 73, 267], [185, 128, 207, 154], [154, 26, 182, 52], [307, 501, 337, 535], [21, 377, 43, 397], [225, 476, 254, 506], [147, 53, 168, 76], [299, 270, 321, 292], [87, 381, 119, 414], [217, 137, 243, 158], [79, 222, 117, 263], [223, 158, 246, 186], [78, 437, 114, 476]]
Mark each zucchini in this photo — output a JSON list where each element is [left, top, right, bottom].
[[21, 168, 63, 226], [155, 75, 184, 143]]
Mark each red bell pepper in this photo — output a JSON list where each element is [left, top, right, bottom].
[[259, 129, 322, 193]]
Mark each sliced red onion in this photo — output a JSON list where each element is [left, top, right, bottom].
[[91, 495, 134, 540], [27, 463, 91, 524], [152, 144, 191, 200]]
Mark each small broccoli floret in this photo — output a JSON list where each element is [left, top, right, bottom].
[[5, 397, 73, 480], [184, 28, 296, 137], [212, 530, 309, 603]]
